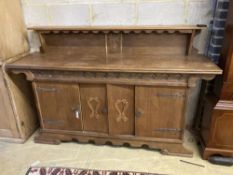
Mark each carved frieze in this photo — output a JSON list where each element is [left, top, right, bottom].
[[11, 69, 216, 88]]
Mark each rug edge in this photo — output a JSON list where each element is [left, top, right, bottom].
[[25, 166, 162, 175]]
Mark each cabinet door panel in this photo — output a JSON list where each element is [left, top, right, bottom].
[[108, 85, 134, 136], [135, 86, 186, 139], [80, 84, 108, 133], [34, 82, 82, 131]]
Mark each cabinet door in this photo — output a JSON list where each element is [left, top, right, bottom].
[[34, 82, 82, 131], [107, 85, 134, 136], [135, 86, 186, 139], [80, 84, 108, 133]]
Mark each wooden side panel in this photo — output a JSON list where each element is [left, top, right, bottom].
[[7, 73, 38, 140], [0, 0, 34, 141], [34, 82, 82, 131], [107, 84, 134, 136], [0, 70, 19, 138], [200, 96, 216, 145], [123, 33, 188, 56], [220, 82, 233, 100], [209, 110, 233, 148], [135, 86, 186, 139], [0, 0, 29, 60], [80, 84, 108, 133]]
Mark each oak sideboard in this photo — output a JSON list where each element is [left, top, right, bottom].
[[6, 26, 222, 157]]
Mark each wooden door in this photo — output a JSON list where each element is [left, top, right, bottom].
[[107, 85, 134, 136], [34, 82, 82, 131], [80, 84, 108, 133], [135, 86, 186, 139]]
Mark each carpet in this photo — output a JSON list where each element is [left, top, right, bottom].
[[26, 167, 163, 175]]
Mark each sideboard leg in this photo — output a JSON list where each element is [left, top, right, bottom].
[[34, 133, 61, 145], [202, 146, 233, 160], [160, 144, 193, 157]]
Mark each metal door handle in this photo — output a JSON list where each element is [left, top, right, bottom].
[[37, 87, 57, 92], [135, 110, 142, 118], [102, 107, 108, 115], [71, 107, 81, 119]]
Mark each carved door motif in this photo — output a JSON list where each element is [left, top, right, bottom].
[[34, 82, 82, 131], [80, 84, 108, 133], [135, 86, 186, 139], [115, 99, 129, 122], [108, 85, 134, 136], [87, 97, 101, 119]]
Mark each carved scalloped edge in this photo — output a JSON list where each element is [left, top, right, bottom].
[[39, 29, 194, 35], [11, 70, 217, 88], [30, 70, 190, 80], [34, 133, 193, 157], [33, 70, 216, 80]]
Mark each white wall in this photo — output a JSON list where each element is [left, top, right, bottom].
[[21, 0, 215, 53], [21, 0, 213, 26]]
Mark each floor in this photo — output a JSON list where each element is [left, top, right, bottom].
[[0, 131, 232, 175]]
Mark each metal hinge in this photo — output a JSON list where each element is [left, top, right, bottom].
[[37, 87, 57, 92], [154, 128, 182, 132], [156, 93, 185, 98], [43, 119, 64, 125]]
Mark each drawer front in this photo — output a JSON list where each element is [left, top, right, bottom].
[[135, 86, 186, 139], [34, 82, 82, 131], [107, 84, 134, 136], [80, 84, 108, 133]]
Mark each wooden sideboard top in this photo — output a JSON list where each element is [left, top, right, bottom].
[[7, 52, 222, 74]]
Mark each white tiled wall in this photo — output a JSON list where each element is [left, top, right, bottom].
[[138, 1, 185, 25], [21, 0, 215, 54], [188, 0, 213, 24], [23, 4, 50, 26], [21, 0, 214, 27], [48, 4, 90, 25], [92, 3, 136, 25]]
